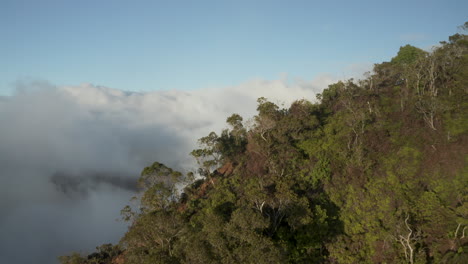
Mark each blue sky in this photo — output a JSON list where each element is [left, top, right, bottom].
[[1, 0, 467, 95]]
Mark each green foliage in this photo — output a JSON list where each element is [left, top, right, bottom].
[[62, 30, 468, 263], [58, 244, 122, 264], [58, 253, 87, 264], [391, 45, 427, 65]]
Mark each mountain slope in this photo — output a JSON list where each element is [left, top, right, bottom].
[[60, 30, 468, 264]]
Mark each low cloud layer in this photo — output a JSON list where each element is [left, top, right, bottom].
[[0, 76, 335, 263]]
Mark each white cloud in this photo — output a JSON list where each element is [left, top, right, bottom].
[[0, 75, 336, 263]]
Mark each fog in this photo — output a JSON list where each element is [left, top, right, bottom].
[[0, 76, 335, 263]]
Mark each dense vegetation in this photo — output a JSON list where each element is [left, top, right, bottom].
[[60, 29, 468, 264]]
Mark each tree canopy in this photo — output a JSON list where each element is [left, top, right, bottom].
[[60, 30, 468, 264]]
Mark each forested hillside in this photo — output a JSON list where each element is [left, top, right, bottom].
[[60, 29, 468, 264]]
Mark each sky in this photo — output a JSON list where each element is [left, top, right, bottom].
[[0, 1, 467, 264], [1, 0, 467, 95]]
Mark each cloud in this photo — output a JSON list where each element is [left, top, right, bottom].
[[0, 75, 336, 263], [50, 171, 138, 197]]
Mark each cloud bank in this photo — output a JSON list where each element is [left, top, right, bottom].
[[0, 75, 335, 263]]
